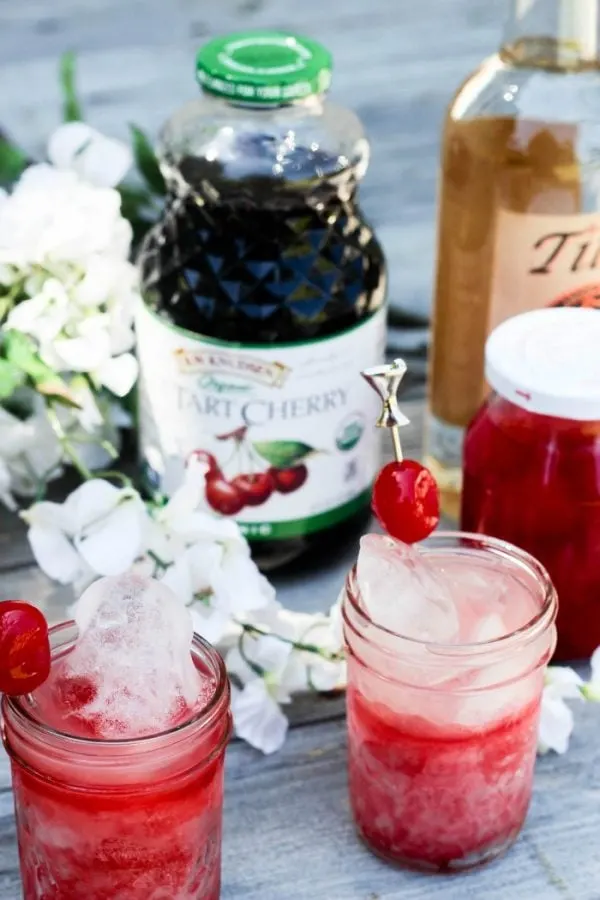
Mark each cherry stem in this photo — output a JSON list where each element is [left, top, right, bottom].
[[391, 428, 403, 463]]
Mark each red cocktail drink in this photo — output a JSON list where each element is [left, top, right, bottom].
[[2, 620, 231, 899], [342, 533, 557, 871]]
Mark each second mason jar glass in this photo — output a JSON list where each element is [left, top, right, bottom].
[[462, 307, 600, 660], [2, 623, 231, 900], [342, 532, 557, 872]]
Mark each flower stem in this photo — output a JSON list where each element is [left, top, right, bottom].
[[238, 622, 344, 663], [94, 470, 133, 488], [46, 405, 94, 482], [146, 549, 170, 573]]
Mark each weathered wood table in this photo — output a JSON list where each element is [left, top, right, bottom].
[[1, 0, 600, 897]]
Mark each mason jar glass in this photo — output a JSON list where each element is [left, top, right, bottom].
[[342, 532, 557, 872], [2, 622, 231, 900]]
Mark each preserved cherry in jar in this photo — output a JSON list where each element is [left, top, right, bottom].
[[462, 307, 600, 660]]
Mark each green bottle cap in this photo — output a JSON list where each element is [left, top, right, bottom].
[[196, 30, 333, 105]]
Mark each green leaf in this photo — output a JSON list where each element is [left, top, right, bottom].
[[117, 184, 158, 245], [0, 137, 27, 185], [129, 125, 166, 196], [252, 440, 316, 469], [59, 51, 83, 122], [118, 184, 153, 220], [4, 330, 54, 380], [3, 331, 80, 408], [0, 358, 25, 399]]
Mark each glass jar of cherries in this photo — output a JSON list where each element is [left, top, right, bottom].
[[461, 307, 600, 661]]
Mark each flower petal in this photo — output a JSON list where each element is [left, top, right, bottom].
[[538, 691, 575, 755], [63, 479, 123, 533], [160, 457, 210, 526], [54, 330, 112, 372], [544, 665, 584, 700], [22, 497, 76, 534], [189, 603, 231, 645], [160, 553, 194, 607], [73, 256, 122, 307], [211, 547, 274, 615], [227, 630, 292, 684], [28, 524, 83, 584], [590, 646, 600, 684], [231, 679, 289, 754], [308, 657, 347, 693], [75, 495, 144, 575], [96, 353, 138, 397], [48, 122, 133, 188]]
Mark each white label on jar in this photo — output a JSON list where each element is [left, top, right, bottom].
[[135, 302, 387, 539]]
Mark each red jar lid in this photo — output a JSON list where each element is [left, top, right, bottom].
[[485, 308, 600, 421]]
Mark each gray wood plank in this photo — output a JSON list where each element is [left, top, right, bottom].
[[1, 682, 599, 900]]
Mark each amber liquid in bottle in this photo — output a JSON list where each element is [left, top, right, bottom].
[[426, 0, 600, 520]]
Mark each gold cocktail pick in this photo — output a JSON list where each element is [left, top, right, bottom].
[[361, 358, 410, 462]]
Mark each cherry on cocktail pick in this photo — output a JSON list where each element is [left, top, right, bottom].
[[0, 601, 51, 696], [362, 358, 440, 543]]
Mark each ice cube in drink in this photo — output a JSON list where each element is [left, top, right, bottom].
[[343, 532, 557, 871], [2, 573, 232, 900]]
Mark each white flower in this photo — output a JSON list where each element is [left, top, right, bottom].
[[230, 679, 289, 755], [48, 122, 133, 189], [582, 647, 600, 701], [538, 666, 584, 755], [151, 459, 274, 642], [0, 156, 140, 421], [6, 278, 71, 344], [50, 314, 138, 396], [160, 537, 274, 644], [0, 164, 132, 268], [0, 392, 63, 498], [54, 379, 125, 471], [23, 479, 147, 587], [227, 615, 302, 704], [227, 605, 346, 704]]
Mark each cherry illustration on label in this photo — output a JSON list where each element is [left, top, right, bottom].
[[270, 463, 308, 495], [206, 476, 245, 515], [231, 472, 274, 506], [0, 601, 51, 696], [189, 449, 222, 478], [190, 428, 317, 516], [362, 358, 440, 544]]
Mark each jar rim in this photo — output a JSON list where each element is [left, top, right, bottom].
[[4, 621, 230, 750], [344, 531, 558, 659]]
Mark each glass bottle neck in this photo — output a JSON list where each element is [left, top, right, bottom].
[[501, 0, 600, 71]]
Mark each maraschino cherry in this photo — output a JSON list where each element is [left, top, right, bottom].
[[362, 358, 440, 544], [0, 601, 51, 695]]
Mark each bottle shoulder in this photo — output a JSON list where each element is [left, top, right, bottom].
[[449, 52, 600, 127], [158, 94, 370, 183]]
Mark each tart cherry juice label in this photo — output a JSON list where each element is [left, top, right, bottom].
[[488, 208, 600, 330], [136, 302, 386, 539]]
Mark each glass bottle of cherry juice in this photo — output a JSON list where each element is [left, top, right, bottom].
[[136, 31, 387, 568]]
